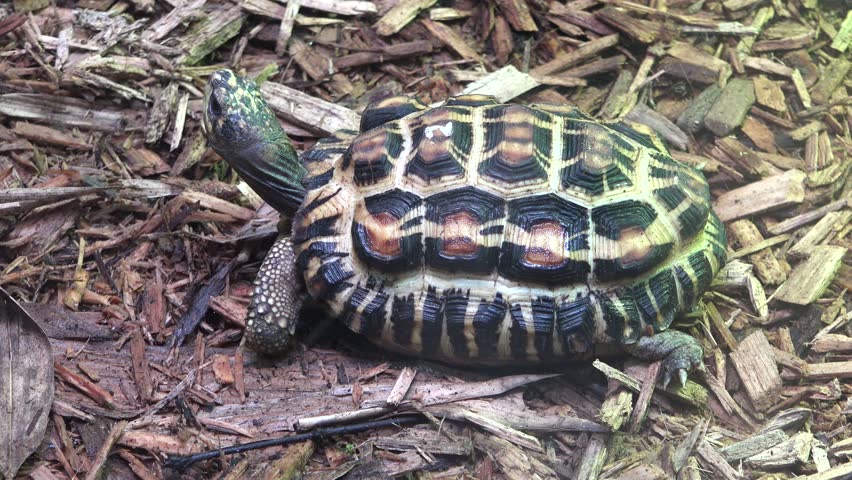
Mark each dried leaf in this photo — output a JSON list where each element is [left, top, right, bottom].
[[0, 288, 54, 479]]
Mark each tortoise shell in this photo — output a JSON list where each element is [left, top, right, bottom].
[[291, 94, 726, 364]]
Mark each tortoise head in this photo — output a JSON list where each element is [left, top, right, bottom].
[[203, 69, 306, 216]]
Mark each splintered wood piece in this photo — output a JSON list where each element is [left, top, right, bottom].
[[455, 66, 539, 102], [493, 0, 538, 31], [385, 367, 417, 406], [775, 245, 846, 305], [599, 387, 632, 430], [375, 428, 471, 456], [628, 361, 661, 433], [746, 432, 813, 469], [531, 34, 619, 76], [797, 462, 852, 480], [713, 169, 806, 222], [375, 0, 437, 36], [289, 38, 353, 96], [729, 331, 782, 412], [422, 19, 485, 63], [697, 440, 743, 480], [130, 330, 154, 402], [704, 78, 755, 136], [576, 434, 607, 480], [705, 302, 738, 351], [830, 10, 852, 52], [728, 219, 786, 285], [561, 55, 625, 78], [176, 5, 246, 65], [471, 432, 559, 480], [787, 211, 852, 259], [742, 56, 794, 77], [0, 94, 131, 131], [720, 429, 788, 462], [811, 333, 852, 353], [626, 103, 688, 150], [54, 361, 115, 408], [274, 0, 300, 55], [809, 57, 851, 105], [141, 0, 206, 42], [12, 121, 91, 149], [294, 0, 376, 15], [608, 464, 667, 480], [83, 421, 128, 480], [260, 81, 361, 134], [736, 7, 774, 59]]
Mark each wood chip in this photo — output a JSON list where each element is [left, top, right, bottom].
[[729, 331, 782, 412], [713, 169, 806, 222], [774, 245, 846, 305]]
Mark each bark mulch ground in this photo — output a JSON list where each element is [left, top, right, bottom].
[[1, 0, 851, 478]]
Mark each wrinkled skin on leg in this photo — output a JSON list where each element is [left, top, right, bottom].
[[623, 330, 704, 388], [245, 236, 305, 354]]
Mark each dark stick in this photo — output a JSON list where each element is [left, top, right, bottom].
[[164, 414, 426, 471]]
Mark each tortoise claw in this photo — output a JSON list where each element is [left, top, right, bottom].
[[624, 330, 704, 387]]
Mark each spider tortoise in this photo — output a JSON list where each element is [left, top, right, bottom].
[[202, 70, 727, 387]]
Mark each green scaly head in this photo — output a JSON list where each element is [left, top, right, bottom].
[[202, 69, 307, 216]]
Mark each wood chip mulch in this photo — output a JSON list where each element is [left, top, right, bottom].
[[1, 0, 851, 478]]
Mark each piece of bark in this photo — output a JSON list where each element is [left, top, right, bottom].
[[746, 432, 813, 469], [809, 57, 851, 105], [576, 434, 607, 480], [742, 56, 794, 77], [597, 7, 659, 44], [288, 38, 353, 96], [334, 40, 433, 71], [714, 136, 777, 179], [830, 10, 852, 52], [491, 16, 513, 65], [375, 0, 437, 36], [697, 440, 743, 480], [676, 84, 722, 133], [560, 55, 625, 78], [811, 334, 852, 353], [713, 169, 806, 222], [791, 69, 812, 109], [176, 5, 245, 65], [704, 78, 755, 136], [664, 42, 732, 85], [740, 116, 777, 153], [460, 66, 540, 103], [774, 245, 846, 305], [727, 219, 786, 285], [729, 331, 782, 412], [274, 0, 299, 55], [472, 432, 559, 480], [787, 211, 852, 259], [721, 429, 788, 462], [626, 103, 688, 150], [493, 0, 537, 31], [767, 197, 850, 235], [599, 69, 634, 119], [422, 19, 485, 63], [260, 81, 361, 134], [752, 75, 787, 112], [531, 34, 619, 76], [735, 7, 774, 60]]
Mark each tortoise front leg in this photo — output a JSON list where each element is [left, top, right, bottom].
[[244, 236, 305, 354], [623, 330, 704, 388]]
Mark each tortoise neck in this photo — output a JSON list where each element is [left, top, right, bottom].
[[222, 124, 306, 218]]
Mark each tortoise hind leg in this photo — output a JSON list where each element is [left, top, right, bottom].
[[623, 330, 704, 389], [244, 236, 305, 354]]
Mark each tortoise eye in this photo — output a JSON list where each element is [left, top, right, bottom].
[[208, 93, 223, 117]]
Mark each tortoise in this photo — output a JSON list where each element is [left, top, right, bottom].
[[202, 70, 727, 387]]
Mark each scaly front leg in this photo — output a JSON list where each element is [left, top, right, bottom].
[[245, 236, 305, 354]]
